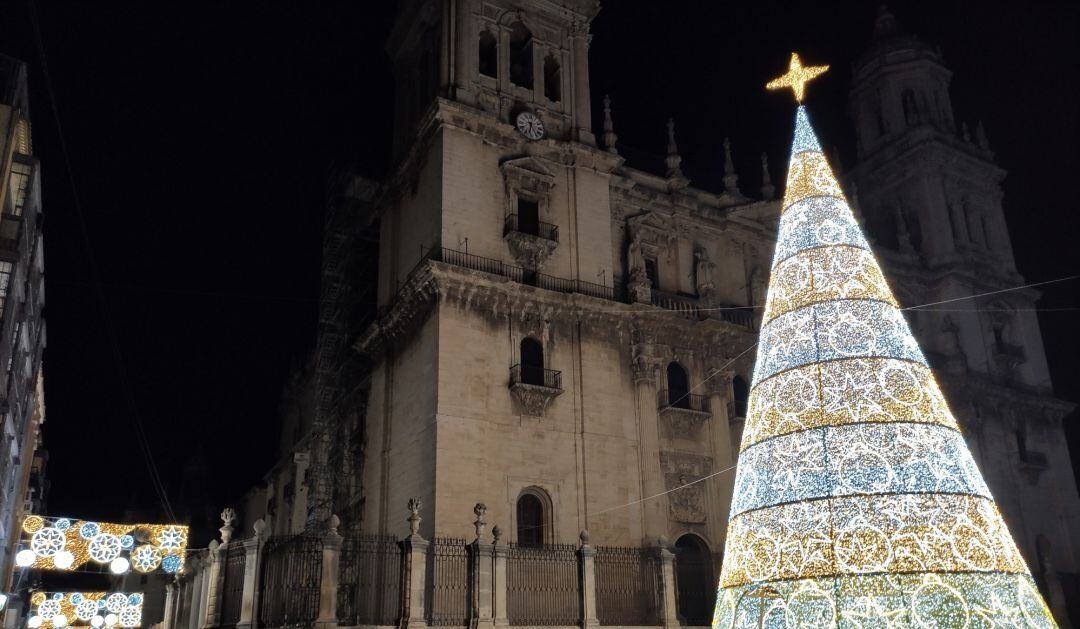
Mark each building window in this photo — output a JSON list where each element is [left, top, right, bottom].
[[543, 54, 561, 102], [667, 362, 690, 409], [520, 337, 544, 386], [0, 261, 11, 314], [516, 198, 540, 237], [901, 89, 919, 127], [516, 488, 550, 547], [478, 29, 498, 78], [7, 161, 32, 216], [644, 258, 658, 289], [732, 375, 749, 418], [509, 22, 533, 89]]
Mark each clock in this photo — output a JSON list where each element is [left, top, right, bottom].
[[515, 111, 545, 140]]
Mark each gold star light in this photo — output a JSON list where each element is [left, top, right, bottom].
[[766, 52, 829, 102]]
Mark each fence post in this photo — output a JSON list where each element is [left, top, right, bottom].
[[578, 530, 599, 629], [236, 518, 267, 629], [469, 504, 494, 629], [491, 526, 508, 628], [400, 498, 429, 629], [656, 537, 679, 629], [201, 540, 225, 628], [315, 515, 343, 627]]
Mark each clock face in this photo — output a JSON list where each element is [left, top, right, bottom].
[[516, 111, 545, 140]]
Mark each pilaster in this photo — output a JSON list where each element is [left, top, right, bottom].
[[315, 516, 343, 627]]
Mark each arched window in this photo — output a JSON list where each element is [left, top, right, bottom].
[[543, 54, 561, 102], [509, 22, 534, 89], [516, 489, 549, 547], [478, 29, 498, 78], [732, 376, 749, 418], [902, 89, 919, 127], [673, 534, 715, 625], [520, 337, 544, 386], [667, 362, 690, 409]]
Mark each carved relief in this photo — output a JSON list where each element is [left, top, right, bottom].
[[504, 230, 558, 270], [661, 407, 710, 439], [660, 452, 712, 524], [509, 382, 563, 417]]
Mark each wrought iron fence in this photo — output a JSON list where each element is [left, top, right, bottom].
[[657, 389, 711, 412], [504, 213, 559, 242], [257, 535, 323, 627], [219, 541, 248, 627], [425, 537, 469, 626], [594, 546, 661, 626], [507, 543, 580, 626], [509, 364, 563, 390], [337, 534, 402, 626]]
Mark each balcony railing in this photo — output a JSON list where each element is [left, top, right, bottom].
[[650, 290, 755, 330], [510, 364, 562, 390], [504, 214, 559, 242], [657, 389, 710, 413]]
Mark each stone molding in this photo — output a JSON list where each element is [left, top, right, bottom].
[[504, 230, 558, 270], [660, 406, 711, 439], [509, 382, 563, 417]]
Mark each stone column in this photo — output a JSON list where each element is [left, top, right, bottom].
[[706, 370, 737, 554], [401, 498, 430, 629], [187, 555, 205, 629], [201, 541, 224, 629], [655, 538, 679, 629], [237, 519, 268, 629], [452, 0, 475, 105], [578, 531, 599, 629], [491, 526, 508, 629], [315, 516, 343, 627], [632, 355, 668, 541], [469, 504, 494, 629], [568, 22, 595, 146], [162, 579, 177, 629]]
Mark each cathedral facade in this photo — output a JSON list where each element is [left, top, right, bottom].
[[243, 0, 1078, 619]]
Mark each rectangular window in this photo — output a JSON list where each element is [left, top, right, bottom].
[[644, 258, 658, 289], [0, 261, 11, 314], [7, 161, 32, 216], [517, 198, 539, 236]]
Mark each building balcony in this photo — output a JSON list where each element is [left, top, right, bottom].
[[993, 342, 1027, 369], [649, 289, 755, 329], [509, 364, 563, 417], [658, 389, 711, 438], [504, 214, 559, 270]]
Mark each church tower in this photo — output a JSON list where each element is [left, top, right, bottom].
[[848, 5, 1080, 609]]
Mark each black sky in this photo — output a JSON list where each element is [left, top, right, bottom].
[[0, 1, 1076, 544]]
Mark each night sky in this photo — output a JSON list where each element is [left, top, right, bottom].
[[0, 1, 1076, 544]]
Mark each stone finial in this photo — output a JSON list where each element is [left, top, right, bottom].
[[492, 525, 502, 543], [873, 3, 902, 40], [974, 121, 990, 150], [219, 508, 236, 544], [602, 94, 619, 154], [722, 138, 739, 193], [253, 518, 267, 539], [472, 503, 488, 541], [960, 122, 971, 143], [579, 529, 590, 546], [759, 153, 775, 200], [209, 539, 219, 552], [328, 514, 340, 536], [665, 118, 684, 179], [657, 535, 670, 549], [407, 498, 423, 536]]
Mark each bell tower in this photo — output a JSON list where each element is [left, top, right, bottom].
[[387, 0, 599, 158]]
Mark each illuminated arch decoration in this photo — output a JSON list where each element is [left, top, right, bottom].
[[713, 59, 1056, 627], [27, 592, 143, 628], [16, 515, 187, 575]]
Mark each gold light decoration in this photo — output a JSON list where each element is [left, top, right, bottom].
[[765, 52, 829, 103], [15, 515, 187, 575], [27, 592, 143, 628], [712, 55, 1057, 627]]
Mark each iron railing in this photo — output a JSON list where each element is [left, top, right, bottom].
[[504, 214, 559, 242], [219, 541, 247, 627], [338, 534, 402, 626], [594, 546, 660, 626], [657, 389, 710, 413], [507, 543, 580, 626], [425, 537, 469, 626], [509, 364, 562, 390], [257, 535, 323, 627]]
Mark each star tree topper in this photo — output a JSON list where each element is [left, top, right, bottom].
[[766, 52, 829, 102]]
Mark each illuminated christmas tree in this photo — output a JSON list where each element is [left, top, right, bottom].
[[713, 53, 1057, 627]]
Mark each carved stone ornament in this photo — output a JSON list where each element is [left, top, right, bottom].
[[504, 230, 558, 270], [661, 406, 711, 439], [510, 382, 563, 417], [631, 354, 659, 384], [660, 452, 713, 524]]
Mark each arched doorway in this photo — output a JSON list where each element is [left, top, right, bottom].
[[516, 491, 546, 547], [667, 362, 690, 409], [673, 534, 715, 625], [520, 337, 544, 386]]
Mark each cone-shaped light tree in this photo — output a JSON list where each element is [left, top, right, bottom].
[[713, 53, 1057, 627]]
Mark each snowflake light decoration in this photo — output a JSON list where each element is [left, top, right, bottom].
[[29, 593, 142, 628], [15, 515, 188, 574], [713, 61, 1056, 627]]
